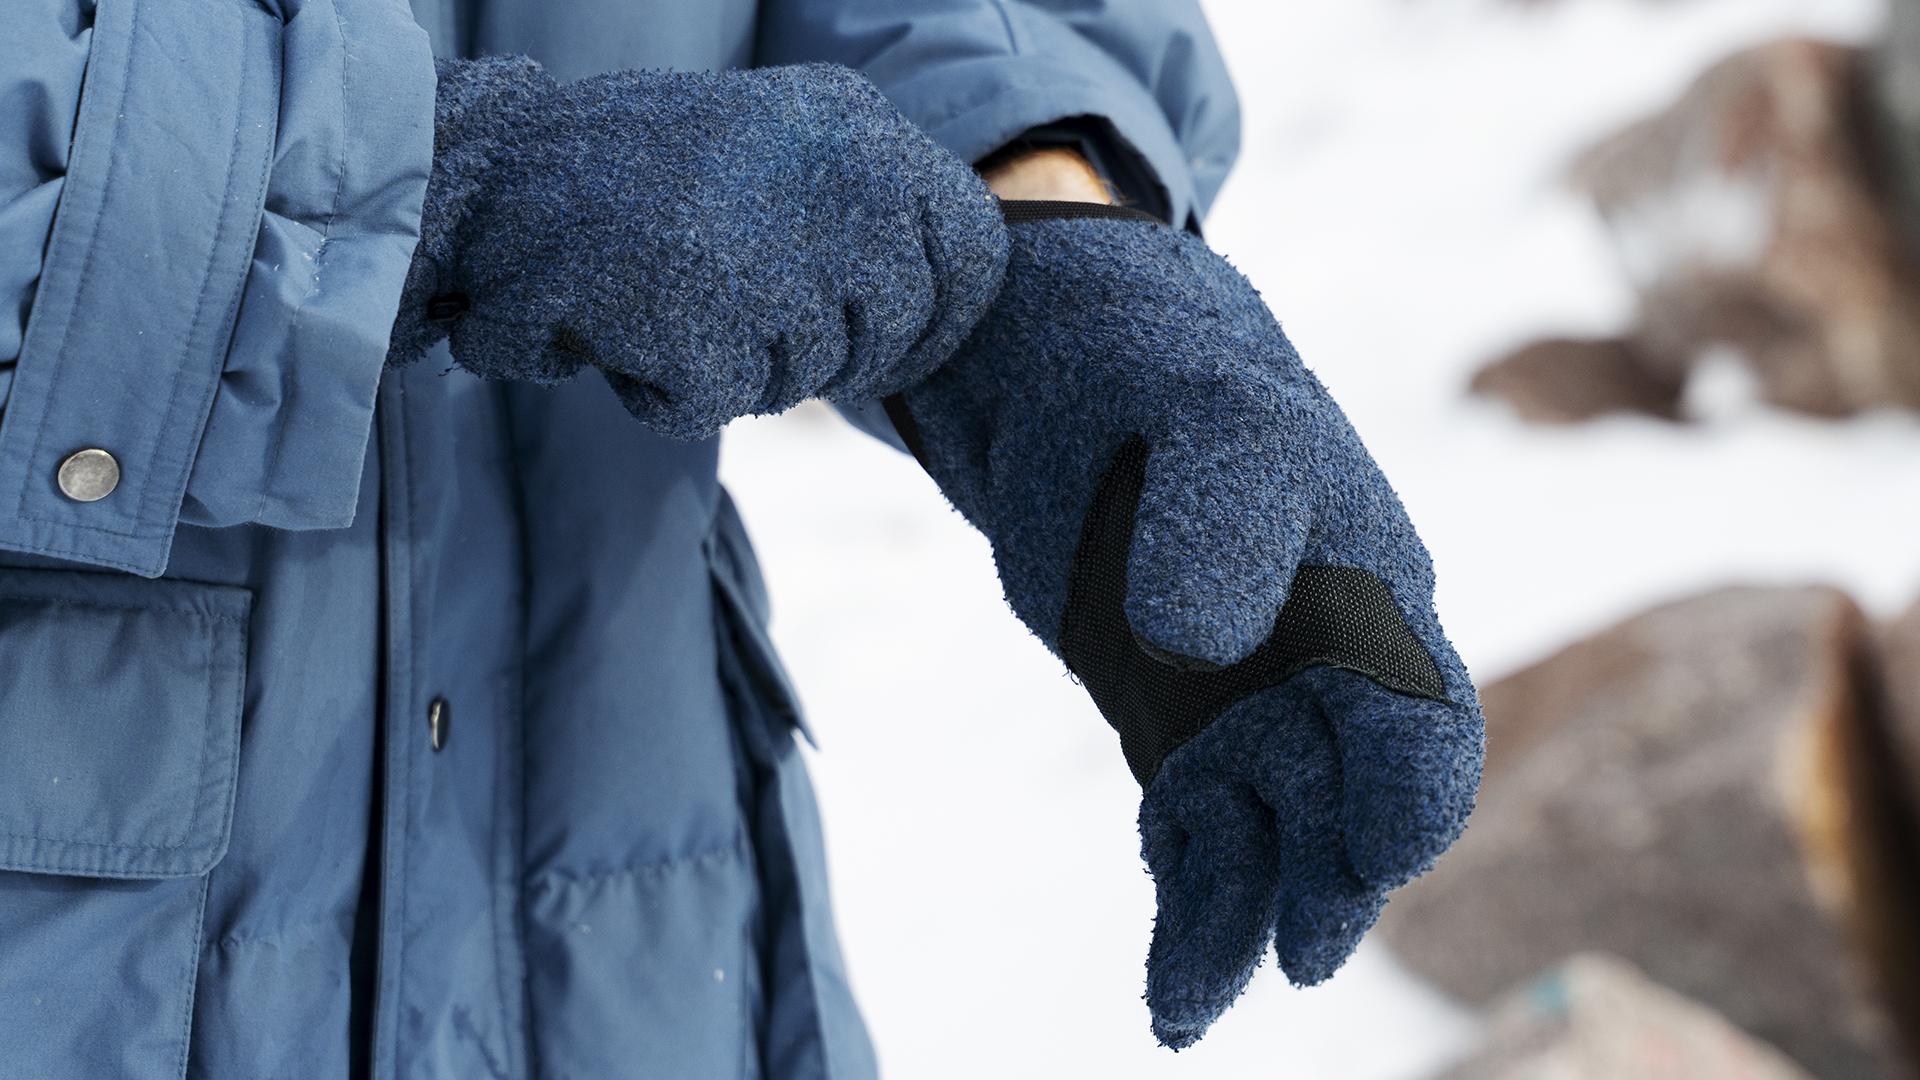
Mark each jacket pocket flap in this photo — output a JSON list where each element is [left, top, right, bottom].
[[0, 569, 250, 879], [705, 492, 816, 750]]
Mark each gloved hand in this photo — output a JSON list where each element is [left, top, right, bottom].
[[388, 57, 1008, 440], [886, 201, 1485, 1049]]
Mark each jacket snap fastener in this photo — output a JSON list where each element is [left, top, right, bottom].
[[57, 449, 120, 502], [428, 697, 450, 752]]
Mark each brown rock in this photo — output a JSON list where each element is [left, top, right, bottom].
[[1868, 598, 1920, 1064], [1378, 586, 1920, 1078], [1469, 336, 1684, 422], [1880, 599, 1920, 798], [1570, 39, 1920, 416], [1869, 0, 1920, 249], [1442, 954, 1813, 1080]]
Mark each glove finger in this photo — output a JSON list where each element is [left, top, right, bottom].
[[1297, 666, 1483, 890], [1235, 682, 1383, 986], [449, 308, 587, 385], [1265, 770, 1384, 987], [817, 189, 1005, 407], [1269, 847, 1385, 988], [1139, 765, 1286, 1050], [831, 277, 929, 402], [750, 304, 854, 417], [1123, 432, 1313, 668], [887, 192, 1008, 385], [599, 327, 781, 440]]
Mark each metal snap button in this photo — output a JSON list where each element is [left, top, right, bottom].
[[428, 697, 450, 752], [57, 448, 119, 502]]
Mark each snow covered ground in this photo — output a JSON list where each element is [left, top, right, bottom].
[[719, 0, 1918, 1076]]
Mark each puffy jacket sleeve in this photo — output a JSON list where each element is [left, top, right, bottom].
[[754, 0, 1241, 229], [0, 0, 432, 576]]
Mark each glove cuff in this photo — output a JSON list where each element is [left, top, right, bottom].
[[880, 197, 1159, 453], [998, 199, 1165, 227], [387, 56, 557, 367]]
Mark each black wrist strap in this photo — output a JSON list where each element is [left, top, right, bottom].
[[998, 199, 1165, 226]]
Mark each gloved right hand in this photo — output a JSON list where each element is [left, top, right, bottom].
[[886, 202, 1484, 1049], [387, 57, 1009, 440]]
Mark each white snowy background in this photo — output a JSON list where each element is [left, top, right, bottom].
[[719, 0, 1919, 1076]]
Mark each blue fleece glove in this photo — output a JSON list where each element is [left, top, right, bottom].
[[888, 201, 1484, 1049], [388, 57, 1008, 440]]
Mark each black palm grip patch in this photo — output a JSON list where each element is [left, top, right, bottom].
[[1061, 438, 1449, 786]]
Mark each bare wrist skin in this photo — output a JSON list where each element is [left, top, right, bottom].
[[980, 145, 1115, 203]]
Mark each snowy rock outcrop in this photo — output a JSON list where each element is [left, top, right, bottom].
[[1474, 38, 1920, 421], [1469, 336, 1683, 421], [1379, 586, 1920, 1079], [1440, 954, 1813, 1080]]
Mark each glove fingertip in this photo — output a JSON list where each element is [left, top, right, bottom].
[[599, 368, 728, 442], [1328, 688, 1485, 890], [1271, 887, 1383, 988], [1144, 936, 1261, 1053], [1137, 775, 1284, 1054], [1125, 594, 1277, 671], [1121, 459, 1313, 670], [890, 191, 1009, 386], [1150, 1004, 1219, 1052], [1346, 795, 1475, 892]]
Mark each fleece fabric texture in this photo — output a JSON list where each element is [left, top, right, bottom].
[[390, 56, 1009, 440], [895, 213, 1486, 1048]]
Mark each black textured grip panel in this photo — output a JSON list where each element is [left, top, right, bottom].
[[1060, 438, 1449, 786]]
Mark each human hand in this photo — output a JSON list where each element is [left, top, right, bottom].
[[888, 202, 1484, 1048], [388, 57, 1009, 439], [980, 146, 1115, 205]]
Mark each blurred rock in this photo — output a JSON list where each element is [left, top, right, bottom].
[[1469, 336, 1683, 422], [1440, 954, 1812, 1080], [1867, 597, 1920, 1070], [1546, 39, 1920, 417], [1871, 0, 1920, 251], [1379, 586, 1919, 1078], [1881, 599, 1920, 795]]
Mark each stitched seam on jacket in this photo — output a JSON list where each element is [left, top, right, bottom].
[[449, 1009, 512, 1080], [920, 73, 1193, 225], [214, 911, 356, 952], [250, 0, 351, 522], [491, 669, 525, 1077], [915, 69, 1106, 140], [18, 7, 276, 544], [12, 0, 140, 524], [710, 547, 836, 1080], [146, 9, 279, 542], [987, 0, 1020, 54], [173, 872, 213, 1080], [0, 536, 150, 574], [523, 832, 751, 894], [21, 8, 253, 540], [495, 387, 538, 1079], [390, 372, 420, 1080], [0, 605, 223, 852], [0, 848, 205, 875], [0, 594, 244, 623]]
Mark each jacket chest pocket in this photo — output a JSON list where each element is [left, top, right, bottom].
[[0, 568, 250, 1080]]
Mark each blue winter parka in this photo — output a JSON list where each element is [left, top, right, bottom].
[[0, 1, 1239, 1077]]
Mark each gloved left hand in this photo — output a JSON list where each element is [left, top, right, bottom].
[[886, 201, 1485, 1049], [387, 57, 1008, 439]]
